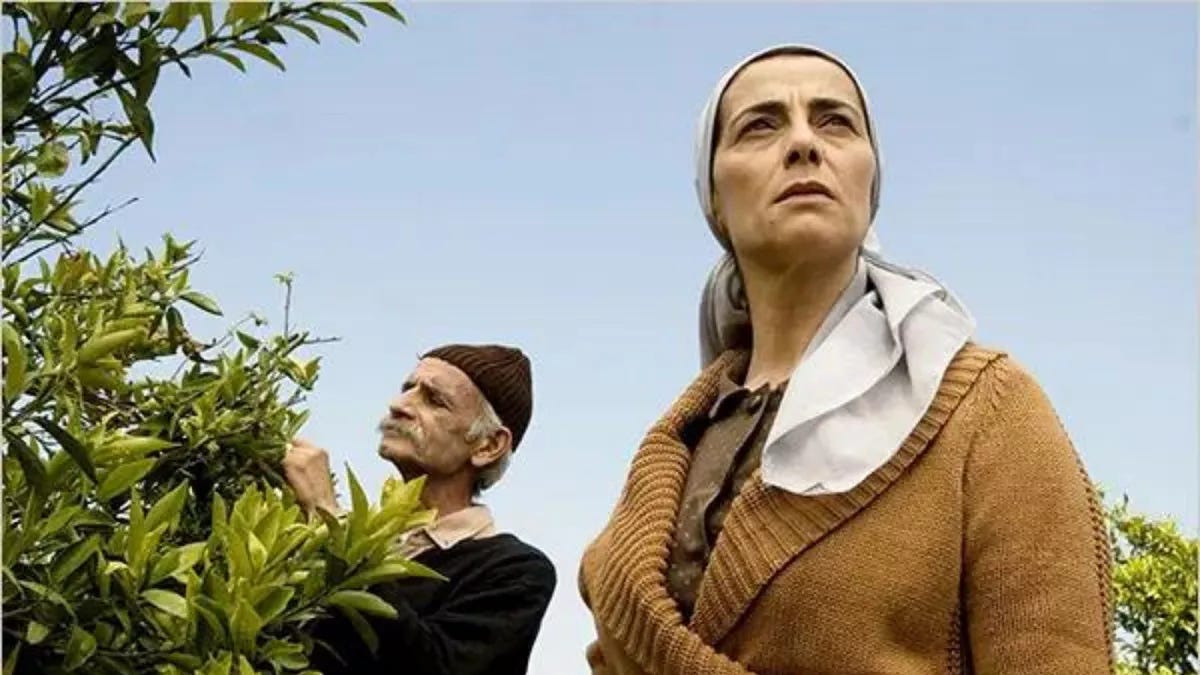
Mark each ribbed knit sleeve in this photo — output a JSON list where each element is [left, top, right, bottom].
[[962, 357, 1115, 674]]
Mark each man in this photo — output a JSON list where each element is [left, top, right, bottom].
[[283, 343, 556, 675]]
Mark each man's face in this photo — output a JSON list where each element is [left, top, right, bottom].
[[378, 357, 483, 481]]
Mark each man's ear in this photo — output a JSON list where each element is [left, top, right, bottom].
[[470, 426, 512, 469]]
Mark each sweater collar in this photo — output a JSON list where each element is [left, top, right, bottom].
[[580, 345, 999, 672]]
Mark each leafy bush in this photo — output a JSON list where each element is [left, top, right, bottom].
[[1, 3, 435, 674], [1110, 497, 1198, 674]]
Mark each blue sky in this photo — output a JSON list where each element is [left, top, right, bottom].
[[75, 4, 1196, 673]]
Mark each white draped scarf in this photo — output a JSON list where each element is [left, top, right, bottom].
[[695, 44, 976, 495]]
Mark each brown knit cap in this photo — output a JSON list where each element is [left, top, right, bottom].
[[422, 344, 533, 451]]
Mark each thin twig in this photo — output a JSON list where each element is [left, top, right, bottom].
[[3, 136, 136, 260], [13, 196, 139, 265], [300, 337, 342, 346], [283, 279, 292, 336], [4, 122, 85, 205], [30, 5, 81, 79]]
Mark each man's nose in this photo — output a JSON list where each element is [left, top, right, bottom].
[[388, 396, 415, 420]]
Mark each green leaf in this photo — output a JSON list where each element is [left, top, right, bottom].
[[5, 434, 46, 496], [19, 581, 77, 617], [322, 3, 367, 26], [229, 42, 286, 71], [235, 331, 260, 350], [41, 504, 84, 539], [150, 541, 207, 584], [308, 13, 359, 42], [262, 639, 308, 670], [326, 590, 397, 619], [279, 19, 320, 43], [247, 531, 267, 570], [225, 1, 269, 25], [212, 492, 229, 532], [116, 87, 156, 160], [2, 52, 35, 128], [77, 327, 144, 363], [225, 527, 251, 581], [88, 11, 119, 29], [229, 598, 262, 655], [255, 586, 294, 623], [63, 625, 97, 671], [255, 25, 286, 44], [97, 458, 156, 500], [29, 184, 52, 223], [51, 534, 100, 584], [237, 655, 255, 675], [203, 652, 234, 675], [315, 505, 346, 559], [163, 654, 205, 671], [180, 291, 223, 315], [35, 141, 70, 178], [362, 2, 407, 23], [63, 38, 119, 83], [334, 605, 378, 655], [340, 560, 445, 589], [146, 482, 189, 533], [35, 418, 97, 484], [121, 2, 152, 25], [194, 2, 215, 36], [346, 466, 368, 544], [136, 37, 162, 103], [159, 2, 193, 30], [143, 588, 189, 619], [3, 321, 27, 402], [193, 598, 227, 644], [78, 366, 126, 392], [25, 620, 50, 645], [94, 435, 175, 464]]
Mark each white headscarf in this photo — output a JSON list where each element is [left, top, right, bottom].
[[696, 44, 976, 496]]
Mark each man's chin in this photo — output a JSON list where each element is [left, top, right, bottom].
[[378, 444, 426, 479]]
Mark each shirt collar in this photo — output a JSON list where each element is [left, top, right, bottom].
[[419, 504, 497, 551], [709, 350, 766, 420]]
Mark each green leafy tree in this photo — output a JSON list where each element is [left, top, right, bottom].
[[1109, 498, 1198, 674], [1, 3, 432, 674]]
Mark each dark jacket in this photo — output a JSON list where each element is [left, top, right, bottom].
[[310, 533, 556, 675]]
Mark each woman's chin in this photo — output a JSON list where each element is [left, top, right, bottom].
[[744, 225, 863, 271]]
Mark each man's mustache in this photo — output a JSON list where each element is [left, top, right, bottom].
[[378, 418, 423, 443]]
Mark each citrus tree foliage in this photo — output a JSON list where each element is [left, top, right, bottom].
[[1109, 498, 1198, 674], [1, 3, 436, 674]]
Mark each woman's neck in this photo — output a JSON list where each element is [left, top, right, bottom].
[[742, 254, 858, 389]]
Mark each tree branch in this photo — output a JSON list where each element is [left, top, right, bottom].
[[13, 196, 139, 265], [30, 4, 84, 80], [15, 4, 313, 135], [3, 136, 136, 260]]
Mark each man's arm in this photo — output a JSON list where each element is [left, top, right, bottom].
[[378, 549, 555, 675]]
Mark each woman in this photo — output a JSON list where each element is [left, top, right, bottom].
[[578, 45, 1113, 675]]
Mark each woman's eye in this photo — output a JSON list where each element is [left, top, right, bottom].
[[822, 113, 853, 129], [741, 117, 775, 135]]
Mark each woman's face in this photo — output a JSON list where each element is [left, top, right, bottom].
[[712, 55, 876, 273]]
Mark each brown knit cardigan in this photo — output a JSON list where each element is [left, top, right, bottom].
[[579, 345, 1114, 674]]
